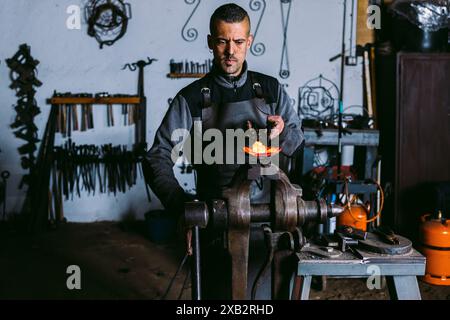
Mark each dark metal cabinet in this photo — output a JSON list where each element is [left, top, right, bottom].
[[395, 53, 450, 238]]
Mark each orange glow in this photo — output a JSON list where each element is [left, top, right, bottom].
[[243, 141, 281, 157]]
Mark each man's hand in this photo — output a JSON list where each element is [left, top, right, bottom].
[[268, 115, 285, 139]]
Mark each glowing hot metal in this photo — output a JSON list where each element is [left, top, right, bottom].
[[243, 141, 281, 157]]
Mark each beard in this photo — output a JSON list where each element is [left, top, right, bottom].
[[219, 57, 242, 76]]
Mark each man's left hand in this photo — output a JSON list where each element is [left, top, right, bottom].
[[268, 115, 285, 139]]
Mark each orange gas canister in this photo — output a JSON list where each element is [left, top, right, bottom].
[[336, 180, 384, 232], [337, 204, 368, 231], [420, 212, 450, 286]]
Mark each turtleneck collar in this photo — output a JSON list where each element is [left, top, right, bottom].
[[210, 60, 248, 89]]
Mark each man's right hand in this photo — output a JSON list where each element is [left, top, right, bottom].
[[268, 115, 285, 139]]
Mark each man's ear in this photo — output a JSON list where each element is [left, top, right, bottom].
[[247, 34, 254, 49], [207, 34, 213, 50]]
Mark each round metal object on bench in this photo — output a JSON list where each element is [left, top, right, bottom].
[[358, 232, 412, 255]]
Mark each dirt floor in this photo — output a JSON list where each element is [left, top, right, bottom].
[[0, 221, 449, 300]]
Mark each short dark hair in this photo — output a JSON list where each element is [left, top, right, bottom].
[[209, 3, 251, 35]]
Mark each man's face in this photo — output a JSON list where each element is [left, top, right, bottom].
[[208, 19, 253, 77]]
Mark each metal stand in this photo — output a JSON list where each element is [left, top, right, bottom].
[[291, 247, 425, 300], [191, 226, 201, 300], [300, 128, 379, 178]]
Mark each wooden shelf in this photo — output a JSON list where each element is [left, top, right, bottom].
[[167, 73, 206, 79], [47, 97, 141, 105]]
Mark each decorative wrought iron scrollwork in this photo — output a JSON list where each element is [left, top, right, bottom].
[[181, 0, 201, 42], [279, 0, 292, 79], [85, 0, 132, 49], [249, 0, 266, 56], [298, 74, 340, 122]]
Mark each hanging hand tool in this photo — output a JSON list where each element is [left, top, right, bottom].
[[128, 104, 134, 125], [56, 106, 61, 133], [61, 104, 67, 137], [80, 104, 87, 132], [51, 161, 66, 224], [122, 57, 157, 147], [72, 104, 79, 131], [67, 104, 72, 142], [48, 187, 55, 226], [88, 103, 94, 129], [122, 104, 128, 126], [106, 104, 112, 127]]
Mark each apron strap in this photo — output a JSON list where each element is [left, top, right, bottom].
[[249, 72, 265, 100], [200, 87, 212, 109], [199, 72, 213, 109], [200, 72, 267, 109]]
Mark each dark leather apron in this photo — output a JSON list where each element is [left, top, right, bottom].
[[196, 83, 271, 201]]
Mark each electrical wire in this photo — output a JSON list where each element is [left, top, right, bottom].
[[161, 253, 189, 300], [341, 177, 384, 225], [177, 268, 191, 300]]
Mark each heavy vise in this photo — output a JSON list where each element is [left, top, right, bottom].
[[185, 164, 343, 300]]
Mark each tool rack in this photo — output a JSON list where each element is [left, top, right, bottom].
[[25, 95, 144, 232], [47, 96, 143, 143], [50, 95, 145, 213]]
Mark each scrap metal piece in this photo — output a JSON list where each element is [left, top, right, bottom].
[[358, 232, 412, 255], [6, 44, 42, 188], [301, 243, 343, 259], [373, 226, 400, 245]]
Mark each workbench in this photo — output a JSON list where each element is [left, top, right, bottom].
[[290, 246, 426, 300]]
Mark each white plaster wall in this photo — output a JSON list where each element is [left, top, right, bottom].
[[0, 0, 363, 221]]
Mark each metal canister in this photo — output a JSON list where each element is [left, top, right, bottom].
[[337, 204, 368, 231], [420, 212, 450, 286]]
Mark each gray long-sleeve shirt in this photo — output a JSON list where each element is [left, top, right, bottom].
[[144, 62, 304, 215]]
